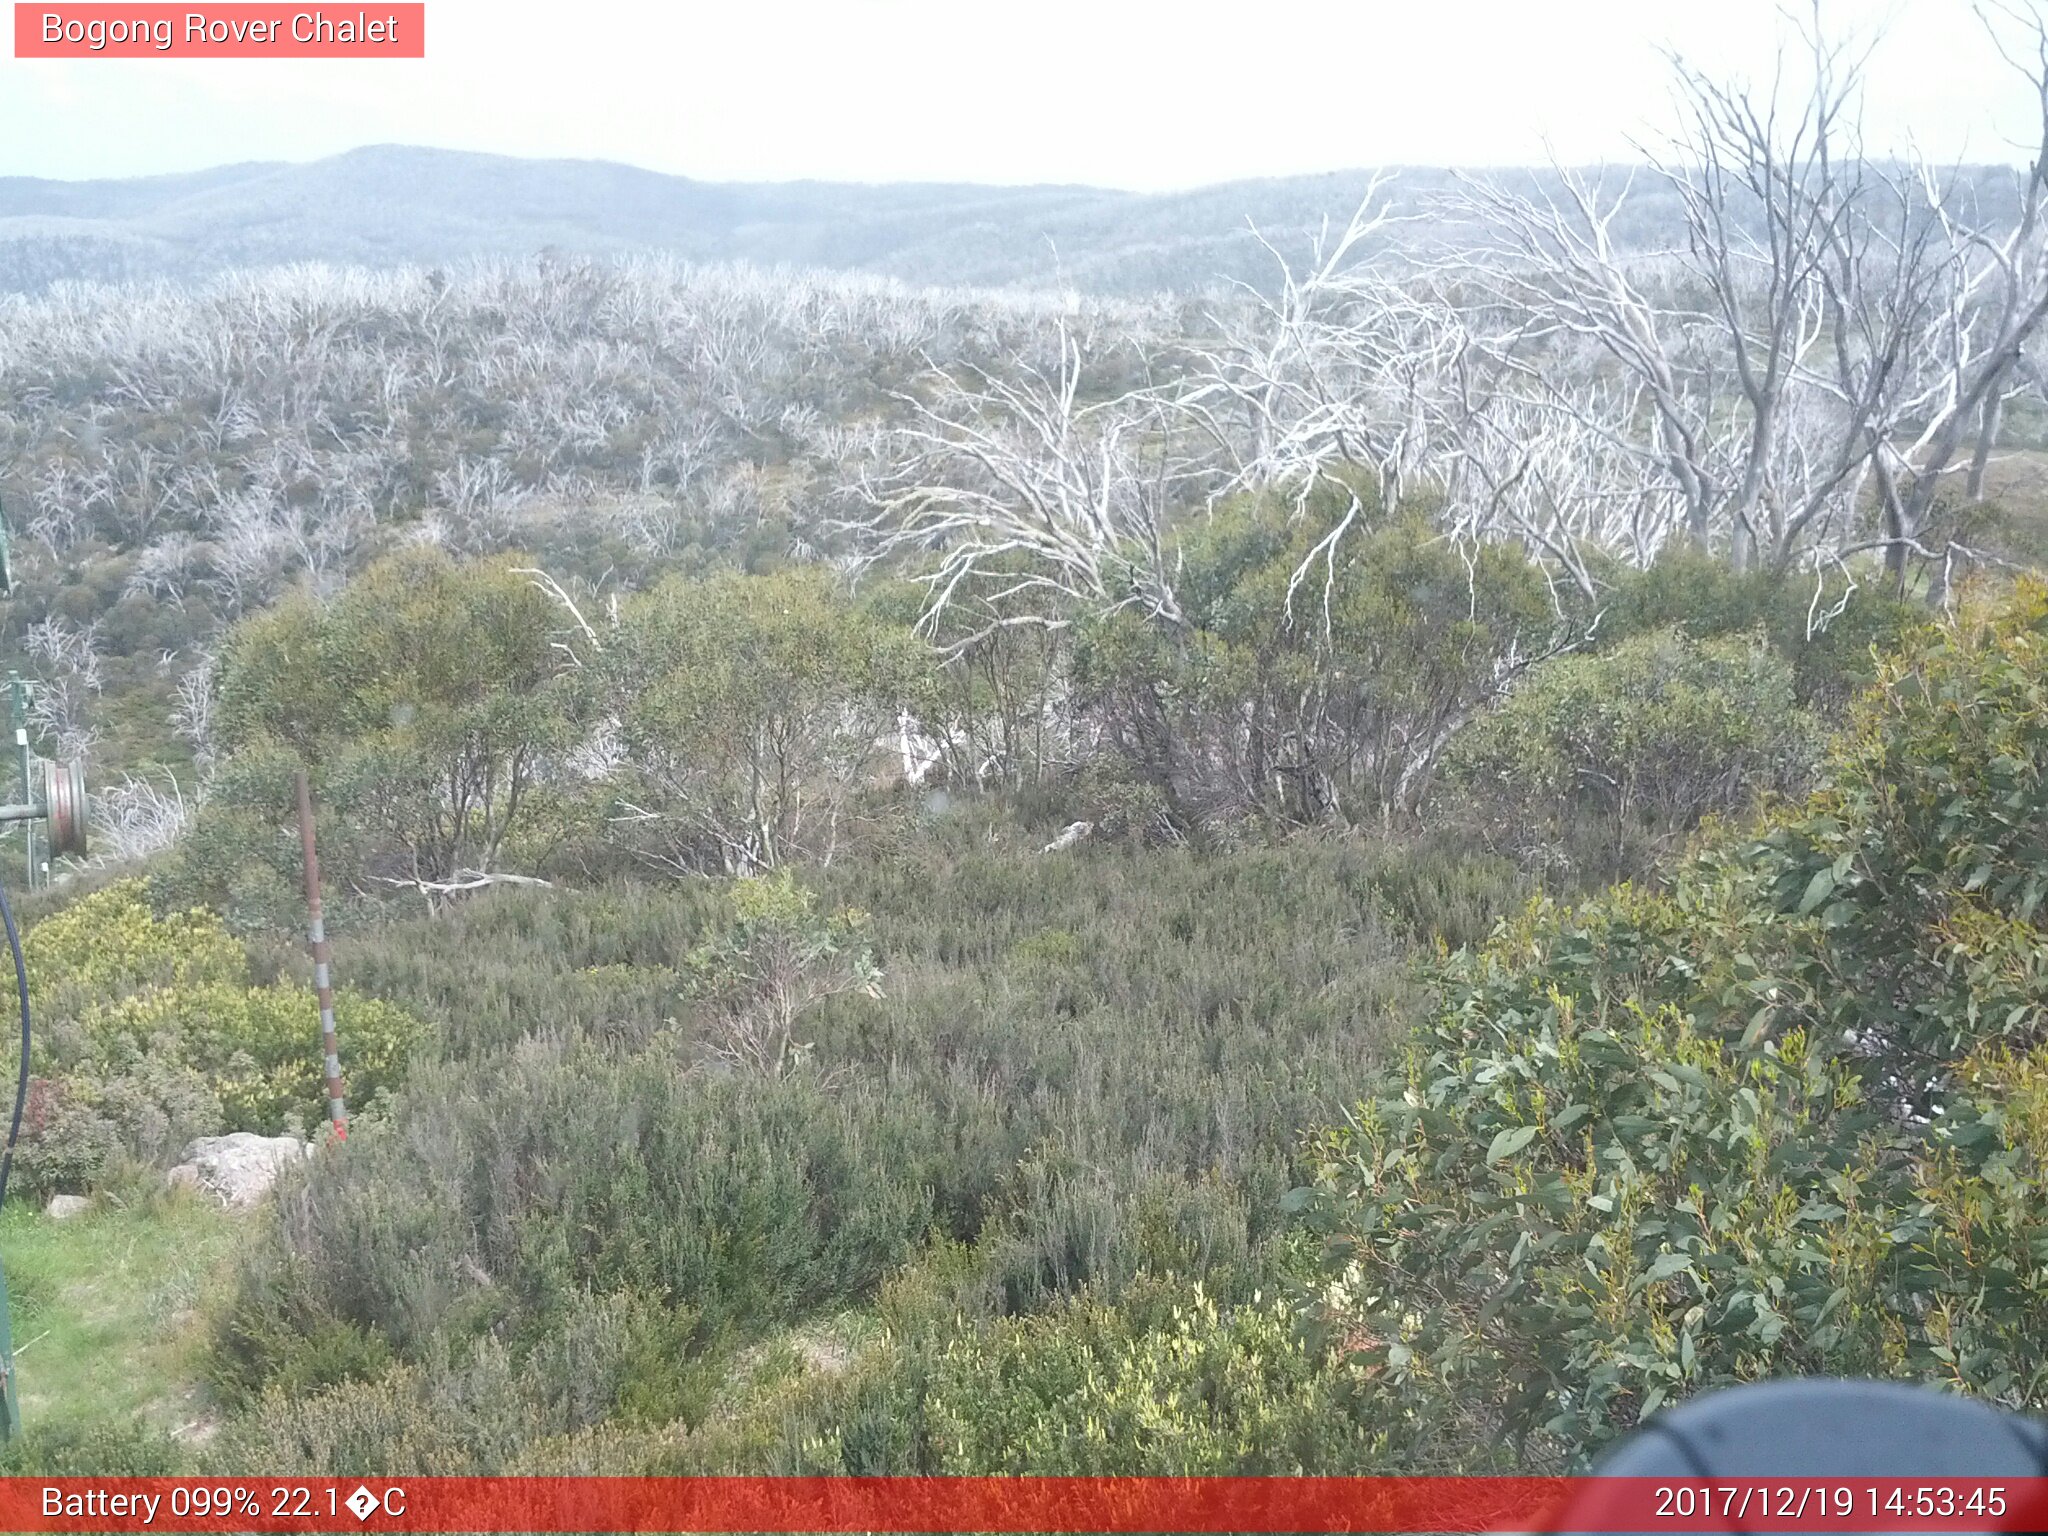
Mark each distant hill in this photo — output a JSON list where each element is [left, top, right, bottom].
[[0, 146, 1658, 295], [0, 146, 2026, 295]]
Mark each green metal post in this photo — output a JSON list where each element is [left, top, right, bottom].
[[0, 1248, 19, 1439], [0, 503, 22, 1437], [8, 676, 28, 893], [0, 681, 17, 1435]]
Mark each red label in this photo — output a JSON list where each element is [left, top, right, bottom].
[[2, 1477, 2048, 1533], [14, 3, 424, 56]]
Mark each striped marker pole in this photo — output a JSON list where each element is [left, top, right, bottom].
[[295, 770, 347, 1141]]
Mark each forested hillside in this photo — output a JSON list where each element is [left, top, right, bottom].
[[0, 153, 1659, 295], [5, 9, 2048, 1480], [0, 147, 2027, 297]]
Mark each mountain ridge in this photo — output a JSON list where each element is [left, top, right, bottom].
[[0, 144, 2027, 295], [0, 145, 1496, 293]]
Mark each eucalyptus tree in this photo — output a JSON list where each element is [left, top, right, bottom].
[[602, 567, 937, 875], [209, 546, 572, 905]]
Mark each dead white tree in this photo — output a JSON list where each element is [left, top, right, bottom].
[[170, 655, 216, 770], [850, 322, 1192, 650], [22, 617, 103, 760], [1448, 4, 2048, 589], [1177, 183, 1435, 497], [126, 531, 204, 606], [1438, 374, 1681, 598], [85, 771, 189, 865], [1860, 0, 2048, 592]]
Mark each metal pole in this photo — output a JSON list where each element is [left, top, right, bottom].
[[0, 1249, 19, 1441], [295, 771, 347, 1141], [9, 676, 30, 892], [0, 511, 24, 1438]]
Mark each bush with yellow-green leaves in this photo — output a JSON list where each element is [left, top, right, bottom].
[[10, 881, 425, 1200], [782, 1281, 1386, 1475]]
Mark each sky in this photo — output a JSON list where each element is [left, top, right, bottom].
[[0, 0, 2037, 188]]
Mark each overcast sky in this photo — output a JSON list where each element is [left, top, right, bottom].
[[0, 0, 2034, 188]]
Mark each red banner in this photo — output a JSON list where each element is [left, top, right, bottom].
[[5, 1476, 2048, 1532], [13, 5, 423, 58]]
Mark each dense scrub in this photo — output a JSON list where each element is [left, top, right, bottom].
[[7, 882, 421, 1203], [0, 494, 1969, 1477], [0, 171, 2037, 1475], [1442, 627, 1823, 882], [153, 498, 1912, 932], [1302, 584, 2048, 1468], [0, 409, 2008, 1483], [179, 582, 2048, 1476], [202, 825, 1526, 1463]]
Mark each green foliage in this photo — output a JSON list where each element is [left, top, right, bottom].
[[210, 1290, 706, 1474], [8, 1081, 126, 1205], [81, 982, 421, 1133], [1446, 627, 1821, 864], [0, 1421, 190, 1476], [182, 547, 572, 913], [149, 738, 313, 934], [212, 1267, 397, 1405], [604, 568, 936, 873], [211, 1041, 940, 1395], [1304, 581, 2048, 1470], [216, 546, 563, 762], [6, 241, 2033, 1482], [25, 880, 244, 1011], [684, 871, 881, 1077], [9, 881, 426, 1195], [1594, 546, 1924, 711], [1777, 578, 2048, 1073], [792, 1285, 1385, 1475], [1074, 487, 1556, 826], [13, 462, 1968, 1474], [210, 824, 1483, 1463]]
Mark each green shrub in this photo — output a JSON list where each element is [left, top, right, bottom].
[[1332, 834, 1532, 949], [210, 827, 1437, 1444], [1592, 545, 1924, 711], [0, 1421, 190, 1476], [177, 548, 573, 920], [683, 871, 881, 1078], [12, 880, 428, 1191], [213, 1040, 942, 1385], [81, 982, 422, 1133], [1444, 627, 1820, 868], [24, 882, 244, 1020], [1304, 580, 2048, 1471], [792, 1285, 1384, 1474], [603, 568, 936, 874], [1071, 490, 1556, 826], [8, 1079, 123, 1203], [209, 1259, 397, 1406], [208, 1352, 545, 1476]]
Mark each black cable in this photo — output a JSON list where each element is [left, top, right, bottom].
[[0, 880, 30, 1211]]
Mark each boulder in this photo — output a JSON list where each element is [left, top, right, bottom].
[[44, 1193, 89, 1220], [166, 1132, 310, 1209]]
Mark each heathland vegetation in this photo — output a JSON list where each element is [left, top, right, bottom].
[[4, 7, 2048, 1477]]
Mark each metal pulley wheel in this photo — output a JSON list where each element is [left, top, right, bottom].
[[40, 758, 87, 858]]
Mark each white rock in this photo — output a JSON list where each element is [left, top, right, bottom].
[[44, 1194, 89, 1220], [166, 1132, 310, 1209]]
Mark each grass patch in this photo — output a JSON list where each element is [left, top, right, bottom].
[[0, 1190, 240, 1442]]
